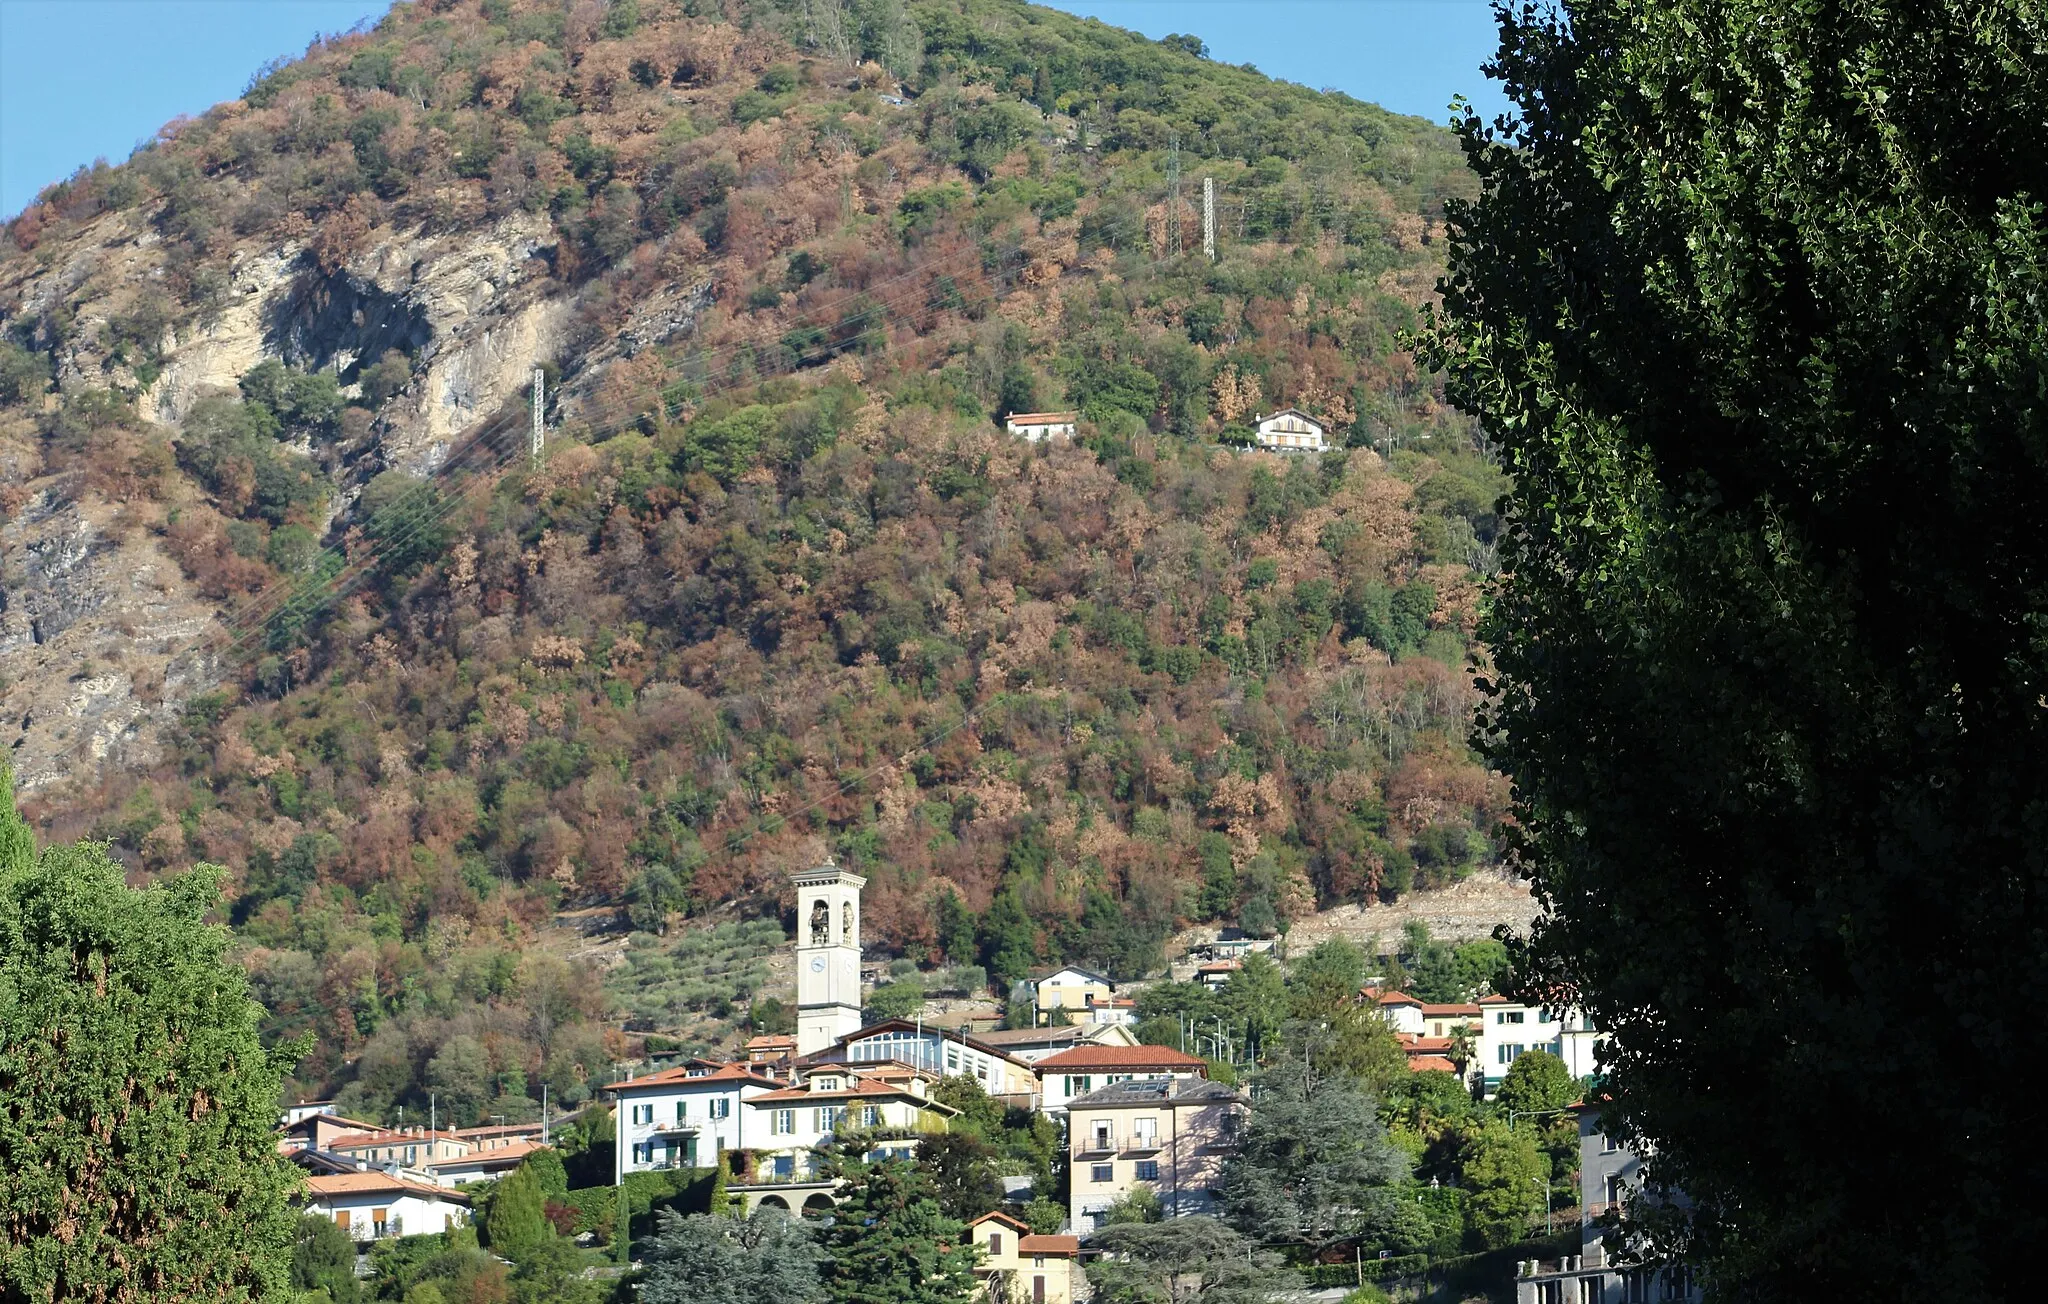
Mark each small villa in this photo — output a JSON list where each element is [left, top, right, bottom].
[[1005, 411, 1079, 441], [1255, 408, 1327, 452]]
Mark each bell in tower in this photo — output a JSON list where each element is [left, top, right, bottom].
[[789, 857, 866, 1056]]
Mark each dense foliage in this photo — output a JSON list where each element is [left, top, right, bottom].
[[0, 769, 304, 1302], [1, 0, 1494, 1116], [1422, 0, 2048, 1298]]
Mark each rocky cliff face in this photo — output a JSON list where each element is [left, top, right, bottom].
[[0, 202, 592, 791], [0, 487, 217, 792]]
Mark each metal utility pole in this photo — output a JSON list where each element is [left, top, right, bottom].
[[542, 1084, 550, 1147], [1203, 176, 1217, 262], [530, 366, 545, 469], [1167, 134, 1183, 258]]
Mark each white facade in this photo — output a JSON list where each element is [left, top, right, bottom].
[[833, 1022, 1039, 1098], [1255, 408, 1327, 452], [792, 860, 866, 1056], [743, 1071, 939, 1180], [1005, 412, 1078, 442], [1373, 991, 1427, 1036], [610, 1064, 782, 1182], [304, 1174, 469, 1241], [1477, 997, 1605, 1093]]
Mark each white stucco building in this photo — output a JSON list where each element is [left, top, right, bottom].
[[1255, 408, 1327, 452], [1476, 995, 1605, 1094], [1005, 411, 1079, 441], [608, 1061, 786, 1181], [303, 1172, 470, 1241]]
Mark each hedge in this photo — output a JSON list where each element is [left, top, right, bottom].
[[557, 1167, 721, 1244]]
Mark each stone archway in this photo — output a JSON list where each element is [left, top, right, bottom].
[[758, 1194, 792, 1211], [801, 1192, 836, 1218]]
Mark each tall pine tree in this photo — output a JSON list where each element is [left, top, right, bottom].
[[821, 1160, 979, 1304]]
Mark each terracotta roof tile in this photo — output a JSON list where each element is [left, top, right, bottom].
[[1409, 1056, 1459, 1074], [1036, 1045, 1207, 1071], [1020, 1234, 1080, 1255], [304, 1172, 469, 1202]]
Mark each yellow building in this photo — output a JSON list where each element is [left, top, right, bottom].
[[966, 1210, 1081, 1304], [1032, 965, 1115, 1013], [1067, 1077, 1247, 1232]]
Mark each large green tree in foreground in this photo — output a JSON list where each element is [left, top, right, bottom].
[[0, 767, 305, 1300], [1424, 2, 2048, 1299]]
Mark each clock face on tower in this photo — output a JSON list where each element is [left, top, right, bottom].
[[810, 957, 826, 973]]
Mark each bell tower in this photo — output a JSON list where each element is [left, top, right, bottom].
[[791, 858, 865, 1056]]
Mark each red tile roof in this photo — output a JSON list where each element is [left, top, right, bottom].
[[608, 1061, 783, 1092], [1421, 1003, 1482, 1017], [329, 1129, 469, 1150], [750, 1074, 946, 1106], [968, 1210, 1031, 1233], [428, 1141, 544, 1170], [1478, 994, 1512, 1005], [304, 1172, 469, 1202], [1020, 1234, 1081, 1255], [1400, 1036, 1454, 1055], [1036, 1045, 1208, 1071], [1374, 990, 1423, 1007], [1409, 1056, 1459, 1074]]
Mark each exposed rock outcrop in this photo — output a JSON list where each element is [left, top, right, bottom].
[[0, 486, 217, 792]]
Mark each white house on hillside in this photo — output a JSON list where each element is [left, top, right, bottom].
[[1005, 411, 1079, 442], [608, 1061, 785, 1180], [303, 1172, 470, 1241], [1255, 408, 1327, 452], [1476, 995, 1604, 1094]]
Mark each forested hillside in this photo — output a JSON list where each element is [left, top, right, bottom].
[[0, 0, 1489, 1115]]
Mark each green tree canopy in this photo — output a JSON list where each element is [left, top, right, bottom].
[[482, 1165, 549, 1265], [1219, 1067, 1413, 1253], [1423, 0, 2048, 1294], [291, 1213, 362, 1304], [639, 1205, 826, 1304], [1086, 1218, 1295, 1304], [0, 766, 306, 1301], [1493, 1049, 1576, 1119], [819, 1160, 979, 1304]]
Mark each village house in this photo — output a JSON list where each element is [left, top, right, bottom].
[[1004, 411, 1079, 442], [1035, 1044, 1210, 1115], [303, 1171, 470, 1241], [817, 1019, 1040, 1103], [426, 1140, 548, 1187], [1422, 1002, 1483, 1039], [276, 1111, 386, 1155], [1371, 990, 1428, 1035], [1067, 1078, 1247, 1232], [454, 1120, 552, 1151], [1081, 995, 1138, 1029], [1206, 928, 1275, 960], [971, 1022, 1139, 1065], [739, 1068, 955, 1184], [607, 1061, 786, 1180], [1195, 959, 1240, 991], [1255, 408, 1328, 452], [1477, 996, 1604, 1094], [1515, 1105, 1702, 1304], [1032, 965, 1115, 1013], [327, 1128, 472, 1170], [967, 1210, 1081, 1304]]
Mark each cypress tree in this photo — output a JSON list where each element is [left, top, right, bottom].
[[0, 767, 306, 1300]]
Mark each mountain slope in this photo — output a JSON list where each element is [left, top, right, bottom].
[[0, 0, 1493, 1112]]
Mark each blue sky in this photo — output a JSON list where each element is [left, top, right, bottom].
[[0, 0, 1507, 218]]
